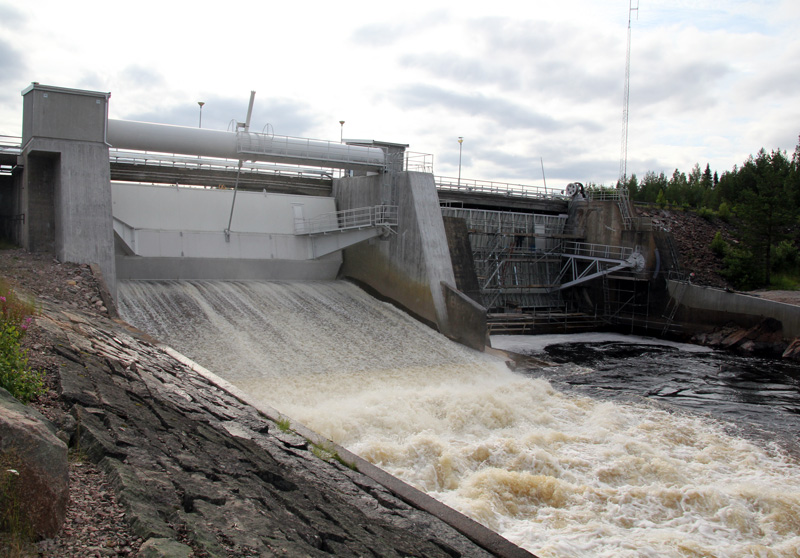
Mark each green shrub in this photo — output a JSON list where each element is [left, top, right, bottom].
[[0, 282, 44, 403], [710, 231, 727, 257], [718, 202, 731, 223], [697, 207, 715, 221], [771, 240, 799, 274], [721, 247, 760, 290]]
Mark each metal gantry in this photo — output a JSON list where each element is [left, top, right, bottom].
[[441, 207, 570, 311], [442, 204, 651, 334]]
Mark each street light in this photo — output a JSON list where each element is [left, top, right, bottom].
[[198, 102, 205, 128], [339, 120, 345, 142], [457, 136, 463, 186]]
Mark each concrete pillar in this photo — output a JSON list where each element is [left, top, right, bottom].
[[334, 171, 486, 350], [20, 84, 116, 296]]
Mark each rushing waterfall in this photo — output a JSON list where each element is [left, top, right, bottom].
[[118, 280, 800, 558]]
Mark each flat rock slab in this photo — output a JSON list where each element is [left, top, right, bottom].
[[37, 304, 512, 558]]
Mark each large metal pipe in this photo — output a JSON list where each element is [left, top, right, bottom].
[[106, 119, 385, 171]]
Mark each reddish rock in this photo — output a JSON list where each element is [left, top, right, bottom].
[[782, 338, 800, 360], [0, 388, 69, 539]]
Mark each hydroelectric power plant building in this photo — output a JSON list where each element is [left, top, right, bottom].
[[3, 83, 797, 345]]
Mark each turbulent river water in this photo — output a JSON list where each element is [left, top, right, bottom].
[[118, 280, 800, 558]]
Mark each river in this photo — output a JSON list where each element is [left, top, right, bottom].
[[118, 280, 800, 558]]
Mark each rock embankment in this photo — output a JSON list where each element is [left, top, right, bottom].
[[34, 304, 501, 557], [1, 249, 530, 557], [636, 206, 736, 289]]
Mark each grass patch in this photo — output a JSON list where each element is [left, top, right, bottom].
[[0, 281, 44, 404], [275, 417, 291, 433], [769, 274, 800, 291], [311, 443, 357, 471], [0, 451, 35, 556]]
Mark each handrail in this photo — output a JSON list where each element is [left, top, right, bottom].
[[436, 176, 568, 201], [0, 136, 21, 163], [295, 205, 398, 235], [405, 151, 434, 173], [0, 135, 21, 148], [559, 241, 633, 262], [109, 149, 332, 179]]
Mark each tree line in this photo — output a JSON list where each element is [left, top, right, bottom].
[[620, 136, 800, 290]]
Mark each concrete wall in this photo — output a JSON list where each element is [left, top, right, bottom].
[[569, 198, 657, 277], [334, 172, 486, 350], [116, 255, 341, 282], [669, 281, 800, 338], [112, 183, 343, 281], [442, 216, 482, 304], [112, 183, 335, 236], [20, 85, 116, 296]]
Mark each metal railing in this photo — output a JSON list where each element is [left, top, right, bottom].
[[0, 135, 21, 151], [0, 135, 21, 171], [109, 149, 332, 180], [559, 241, 633, 262], [436, 176, 568, 201], [405, 151, 434, 173], [294, 205, 398, 235], [580, 187, 634, 229], [441, 207, 568, 236]]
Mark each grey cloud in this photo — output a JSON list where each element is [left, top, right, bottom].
[[0, 4, 25, 27], [743, 52, 800, 101], [483, 19, 622, 103], [352, 22, 413, 47], [632, 48, 732, 111], [119, 65, 167, 89], [399, 18, 621, 103], [457, 145, 622, 185], [76, 72, 110, 93], [351, 10, 450, 47], [472, 17, 564, 56], [394, 84, 560, 132], [0, 38, 24, 87], [399, 53, 522, 90]]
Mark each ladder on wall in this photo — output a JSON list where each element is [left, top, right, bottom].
[[661, 280, 688, 335]]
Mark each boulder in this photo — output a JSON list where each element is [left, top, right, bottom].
[[0, 388, 68, 539], [782, 338, 800, 361], [137, 537, 193, 558]]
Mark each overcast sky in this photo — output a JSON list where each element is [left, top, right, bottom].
[[1, 0, 798, 187]]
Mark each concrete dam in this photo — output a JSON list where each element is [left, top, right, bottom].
[[5, 84, 800, 555], [3, 84, 681, 348]]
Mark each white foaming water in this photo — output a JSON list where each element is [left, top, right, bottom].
[[118, 280, 800, 558]]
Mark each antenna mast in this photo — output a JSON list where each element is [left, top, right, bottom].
[[619, 0, 639, 186]]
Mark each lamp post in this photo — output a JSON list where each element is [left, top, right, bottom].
[[339, 120, 345, 142], [457, 136, 463, 187], [198, 101, 205, 128]]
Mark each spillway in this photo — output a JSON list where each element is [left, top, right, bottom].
[[118, 280, 800, 558]]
